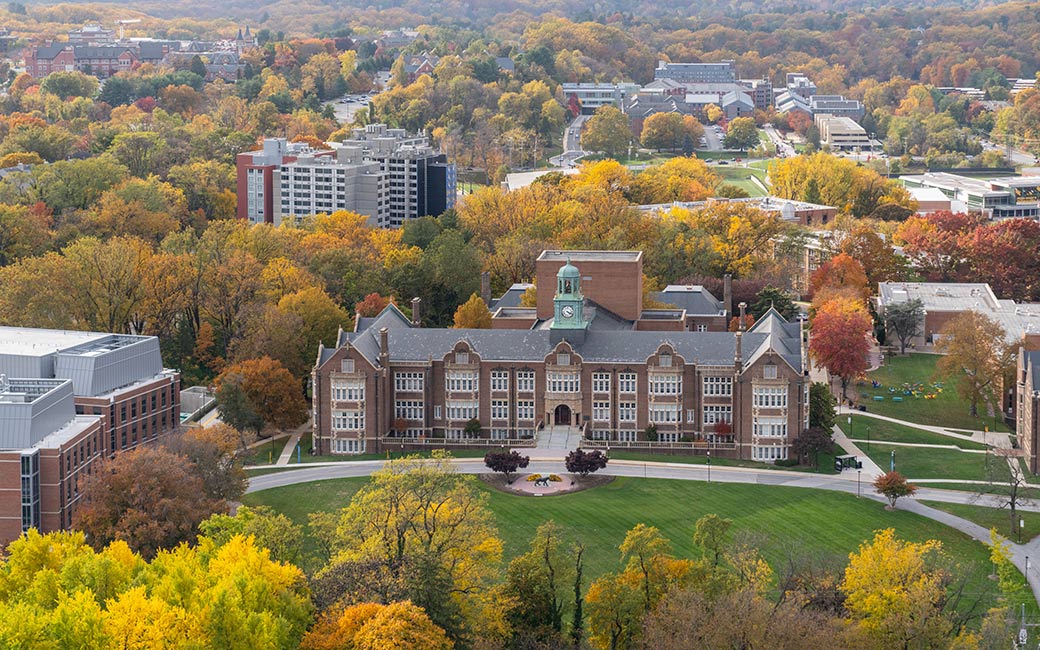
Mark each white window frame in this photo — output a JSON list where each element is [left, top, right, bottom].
[[649, 404, 680, 424], [490, 370, 509, 392], [649, 374, 681, 396], [618, 402, 636, 422], [703, 376, 732, 397], [491, 399, 509, 421], [517, 370, 535, 393], [753, 417, 788, 438], [618, 373, 637, 394], [516, 401, 535, 421], [703, 405, 733, 426], [394, 400, 424, 420], [447, 400, 478, 421], [753, 386, 788, 408], [593, 401, 610, 422], [447, 371, 477, 393], [332, 409, 364, 431], [547, 371, 580, 394], [394, 371, 424, 392]]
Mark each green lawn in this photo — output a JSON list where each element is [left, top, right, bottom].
[[241, 430, 493, 467], [244, 476, 1027, 615], [861, 354, 1010, 432], [861, 442, 993, 481], [608, 451, 838, 474], [920, 500, 1040, 541], [844, 415, 989, 450], [714, 166, 768, 197]]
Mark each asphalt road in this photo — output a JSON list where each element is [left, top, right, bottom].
[[550, 115, 588, 168]]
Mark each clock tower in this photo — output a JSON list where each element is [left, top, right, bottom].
[[551, 258, 588, 343]]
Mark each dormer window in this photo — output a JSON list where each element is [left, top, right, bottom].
[[558, 353, 570, 366], [764, 365, 778, 379], [660, 353, 672, 368], [456, 352, 469, 364], [341, 359, 355, 373]]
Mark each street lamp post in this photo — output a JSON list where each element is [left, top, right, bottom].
[[857, 469, 861, 497], [891, 450, 895, 473], [707, 450, 711, 483]]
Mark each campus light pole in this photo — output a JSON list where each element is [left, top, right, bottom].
[[857, 469, 861, 497], [891, 450, 895, 473], [707, 450, 711, 484]]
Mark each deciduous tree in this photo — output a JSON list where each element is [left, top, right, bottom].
[[453, 293, 492, 329], [722, 117, 759, 151], [483, 449, 530, 483], [884, 298, 924, 355], [580, 105, 631, 158], [873, 471, 918, 508], [810, 252, 870, 307], [215, 356, 308, 436], [73, 446, 225, 558], [565, 449, 609, 476], [935, 312, 1013, 418], [791, 426, 834, 468], [841, 528, 952, 648], [810, 298, 872, 400]]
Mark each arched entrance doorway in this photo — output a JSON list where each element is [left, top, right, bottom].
[[554, 404, 572, 426]]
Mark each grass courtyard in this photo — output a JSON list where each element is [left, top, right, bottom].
[[244, 475, 1026, 614], [859, 443, 996, 481], [844, 415, 988, 450], [921, 501, 1040, 541], [714, 165, 768, 197], [860, 354, 1010, 432]]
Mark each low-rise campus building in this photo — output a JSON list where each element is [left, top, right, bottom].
[[1019, 349, 1040, 474], [312, 251, 810, 462], [898, 173, 1040, 220]]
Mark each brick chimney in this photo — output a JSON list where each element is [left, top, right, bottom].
[[724, 274, 733, 319], [481, 271, 491, 306], [410, 297, 422, 327], [379, 327, 389, 366], [738, 301, 748, 332]]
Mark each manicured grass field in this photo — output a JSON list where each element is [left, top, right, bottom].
[[241, 430, 491, 467], [845, 415, 989, 450], [861, 354, 1009, 432], [920, 501, 1040, 541], [861, 442, 993, 481], [714, 166, 768, 196], [244, 476, 1024, 614]]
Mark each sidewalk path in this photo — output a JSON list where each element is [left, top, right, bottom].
[[274, 420, 312, 466], [841, 407, 1012, 449]]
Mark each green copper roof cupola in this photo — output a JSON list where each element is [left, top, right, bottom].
[[552, 257, 587, 341]]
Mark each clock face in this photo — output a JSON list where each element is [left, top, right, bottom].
[[561, 305, 574, 318]]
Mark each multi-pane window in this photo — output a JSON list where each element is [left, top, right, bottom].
[[340, 359, 355, 373], [394, 372, 424, 392], [332, 378, 364, 401], [753, 417, 787, 438], [618, 373, 637, 393], [753, 386, 788, 408], [658, 432, 681, 443], [618, 402, 636, 422], [517, 371, 535, 392], [617, 430, 638, 442], [491, 400, 509, 420], [490, 429, 509, 440], [517, 401, 535, 421], [395, 401, 424, 420], [557, 353, 570, 365], [491, 370, 509, 392], [659, 353, 672, 367], [703, 405, 733, 425], [703, 376, 732, 397], [447, 371, 477, 392], [332, 410, 364, 431], [649, 374, 681, 395], [649, 404, 680, 423], [593, 402, 610, 422], [547, 372, 580, 393], [455, 352, 469, 364], [447, 400, 478, 420], [753, 445, 788, 461], [763, 365, 778, 379], [592, 372, 611, 393], [332, 438, 366, 454]]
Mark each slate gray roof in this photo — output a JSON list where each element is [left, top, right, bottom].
[[745, 307, 803, 371], [653, 286, 725, 316], [354, 303, 412, 333], [489, 283, 532, 310], [33, 43, 70, 59], [74, 46, 135, 58], [341, 326, 782, 369]]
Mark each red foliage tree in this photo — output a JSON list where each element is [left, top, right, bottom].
[[894, 211, 981, 282], [355, 292, 392, 317], [809, 253, 869, 307], [967, 218, 1040, 302], [810, 298, 872, 401]]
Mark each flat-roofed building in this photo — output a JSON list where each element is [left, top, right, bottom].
[[0, 327, 181, 455], [562, 83, 641, 114], [876, 283, 1040, 349], [899, 173, 1040, 220], [655, 60, 737, 84], [815, 114, 871, 151], [0, 376, 105, 545]]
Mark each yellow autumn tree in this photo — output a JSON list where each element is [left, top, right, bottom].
[[453, 293, 492, 329], [841, 528, 952, 649]]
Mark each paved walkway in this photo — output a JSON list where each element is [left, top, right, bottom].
[[274, 420, 313, 466], [840, 406, 1012, 449]]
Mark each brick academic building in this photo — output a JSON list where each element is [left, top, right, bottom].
[[312, 251, 810, 461], [0, 328, 180, 545]]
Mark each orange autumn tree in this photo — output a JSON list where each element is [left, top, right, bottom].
[[809, 252, 870, 310], [301, 601, 453, 650], [810, 298, 872, 400], [214, 356, 308, 437], [453, 293, 492, 329]]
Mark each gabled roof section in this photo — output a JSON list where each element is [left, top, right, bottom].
[[354, 302, 412, 333], [744, 309, 803, 372]]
